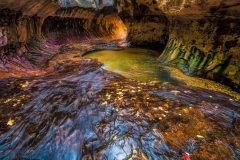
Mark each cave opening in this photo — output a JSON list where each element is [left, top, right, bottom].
[[40, 6, 171, 83], [0, 0, 240, 160]]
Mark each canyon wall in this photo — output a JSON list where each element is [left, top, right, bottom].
[[158, 1, 240, 91], [0, 1, 127, 79], [116, 0, 240, 91], [160, 15, 240, 91], [0, 0, 240, 91], [117, 0, 169, 50]]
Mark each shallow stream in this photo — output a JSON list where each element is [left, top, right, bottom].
[[0, 49, 239, 160]]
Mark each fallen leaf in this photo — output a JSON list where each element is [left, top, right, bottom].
[[106, 93, 111, 99], [7, 118, 14, 126], [102, 101, 107, 105], [4, 98, 11, 103], [183, 108, 188, 113], [196, 135, 204, 139], [117, 92, 123, 95], [182, 152, 190, 160], [21, 81, 29, 88]]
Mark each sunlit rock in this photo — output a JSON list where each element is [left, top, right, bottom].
[[0, 0, 240, 159]]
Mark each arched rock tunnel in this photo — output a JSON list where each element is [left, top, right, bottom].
[[0, 0, 239, 91]]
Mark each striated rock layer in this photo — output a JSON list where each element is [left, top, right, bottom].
[[0, 0, 240, 90], [159, 14, 240, 92], [0, 3, 127, 79], [0, 1, 240, 159], [0, 59, 239, 159], [116, 0, 240, 91]]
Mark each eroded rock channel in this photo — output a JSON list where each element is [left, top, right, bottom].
[[0, 0, 240, 159], [0, 59, 240, 159]]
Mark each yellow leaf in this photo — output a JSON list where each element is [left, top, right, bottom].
[[106, 93, 111, 99], [196, 135, 204, 139], [4, 98, 11, 103], [183, 108, 188, 113], [21, 81, 29, 88], [102, 101, 107, 105], [117, 92, 123, 95], [7, 118, 14, 126]]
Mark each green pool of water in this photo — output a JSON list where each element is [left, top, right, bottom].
[[84, 48, 179, 83]]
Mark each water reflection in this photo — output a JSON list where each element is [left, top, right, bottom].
[[84, 48, 179, 83], [0, 59, 239, 159]]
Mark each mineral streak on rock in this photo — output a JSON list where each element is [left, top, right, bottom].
[[0, 1, 240, 159], [0, 59, 239, 159], [0, 0, 240, 90], [0, 2, 128, 80], [116, 0, 240, 91], [158, 15, 240, 92]]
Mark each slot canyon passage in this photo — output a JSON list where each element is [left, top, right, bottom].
[[1, 0, 240, 159]]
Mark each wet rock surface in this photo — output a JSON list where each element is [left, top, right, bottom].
[[0, 59, 240, 159], [1, 0, 240, 90], [0, 6, 127, 80], [0, 1, 240, 158], [158, 16, 240, 92]]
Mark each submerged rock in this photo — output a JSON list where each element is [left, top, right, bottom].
[[0, 59, 239, 159]]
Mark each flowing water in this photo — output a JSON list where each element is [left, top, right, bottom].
[[0, 50, 240, 160]]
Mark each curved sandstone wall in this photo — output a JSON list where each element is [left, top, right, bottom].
[[0, 3, 127, 79], [0, 0, 239, 91], [157, 2, 240, 91], [116, 0, 240, 91]]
